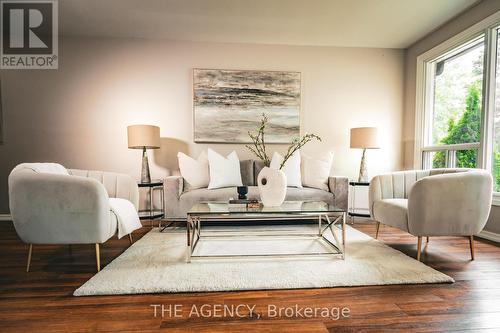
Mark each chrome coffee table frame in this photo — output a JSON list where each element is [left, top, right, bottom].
[[186, 203, 346, 263]]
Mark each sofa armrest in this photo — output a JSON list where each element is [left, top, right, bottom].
[[8, 170, 112, 244], [165, 176, 184, 218], [408, 170, 493, 236], [165, 176, 183, 198], [328, 176, 349, 211]]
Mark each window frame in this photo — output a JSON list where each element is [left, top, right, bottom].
[[414, 11, 500, 205]]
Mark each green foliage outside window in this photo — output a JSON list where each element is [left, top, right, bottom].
[[494, 148, 500, 192], [432, 81, 500, 191], [432, 83, 480, 168]]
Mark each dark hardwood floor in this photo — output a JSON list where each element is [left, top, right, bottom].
[[1, 220, 500, 332]]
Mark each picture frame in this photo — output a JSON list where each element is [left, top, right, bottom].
[[193, 69, 301, 143]]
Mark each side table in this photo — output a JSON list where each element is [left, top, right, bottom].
[[138, 180, 165, 228], [348, 181, 371, 223]]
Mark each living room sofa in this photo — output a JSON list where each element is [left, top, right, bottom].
[[165, 160, 349, 220]]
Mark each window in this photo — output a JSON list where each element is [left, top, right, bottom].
[[416, 12, 500, 200], [432, 38, 484, 146], [423, 37, 484, 170], [493, 28, 500, 193]]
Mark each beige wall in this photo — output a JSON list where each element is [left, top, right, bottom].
[[0, 37, 404, 213], [403, 0, 500, 233]]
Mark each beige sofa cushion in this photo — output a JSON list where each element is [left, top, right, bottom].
[[174, 186, 335, 218]]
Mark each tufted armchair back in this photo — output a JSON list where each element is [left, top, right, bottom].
[[369, 169, 468, 207], [69, 169, 139, 210]]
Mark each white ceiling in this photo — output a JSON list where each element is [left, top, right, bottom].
[[60, 0, 480, 49]]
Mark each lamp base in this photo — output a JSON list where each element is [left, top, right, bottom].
[[141, 147, 151, 184], [358, 148, 368, 183]]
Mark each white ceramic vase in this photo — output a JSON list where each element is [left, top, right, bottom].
[[257, 166, 287, 207]]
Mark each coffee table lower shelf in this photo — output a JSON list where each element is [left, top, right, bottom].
[[186, 213, 346, 263]]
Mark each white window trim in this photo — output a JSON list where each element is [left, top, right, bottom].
[[493, 194, 500, 206], [414, 10, 500, 206]]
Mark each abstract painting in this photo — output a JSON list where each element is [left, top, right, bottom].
[[193, 69, 300, 143]]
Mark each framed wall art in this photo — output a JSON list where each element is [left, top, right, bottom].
[[193, 69, 301, 143]]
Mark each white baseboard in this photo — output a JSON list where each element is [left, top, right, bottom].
[[0, 214, 12, 222], [478, 230, 500, 243]]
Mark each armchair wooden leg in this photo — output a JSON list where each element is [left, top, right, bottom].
[[129, 234, 133, 245], [426, 237, 429, 243], [26, 244, 33, 272], [375, 222, 380, 239], [417, 236, 422, 261], [469, 236, 475, 260], [95, 243, 101, 272]]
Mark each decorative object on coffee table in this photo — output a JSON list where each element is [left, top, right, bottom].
[[193, 69, 300, 143], [237, 186, 248, 200], [127, 125, 160, 183], [246, 114, 320, 207], [257, 167, 287, 207], [350, 127, 379, 182]]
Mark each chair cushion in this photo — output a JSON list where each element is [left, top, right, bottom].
[[240, 160, 255, 186], [301, 151, 334, 191], [181, 186, 259, 204], [270, 151, 302, 188], [207, 149, 243, 189], [285, 187, 333, 204], [373, 199, 409, 232], [177, 151, 209, 190], [254, 161, 265, 185]]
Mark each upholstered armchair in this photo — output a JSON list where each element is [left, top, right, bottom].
[[369, 169, 492, 261], [8, 163, 141, 272]]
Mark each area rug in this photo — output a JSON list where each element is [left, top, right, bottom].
[[74, 225, 453, 296]]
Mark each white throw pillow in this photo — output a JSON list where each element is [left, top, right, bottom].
[[177, 151, 209, 190], [207, 149, 243, 189], [302, 152, 334, 191], [270, 151, 302, 188]]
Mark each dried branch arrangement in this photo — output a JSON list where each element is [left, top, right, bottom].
[[278, 133, 321, 170], [246, 114, 321, 170], [245, 114, 271, 167]]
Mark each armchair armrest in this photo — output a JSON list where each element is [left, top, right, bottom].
[[328, 176, 349, 211], [8, 170, 112, 244], [408, 170, 493, 236], [368, 176, 384, 218], [68, 169, 139, 210]]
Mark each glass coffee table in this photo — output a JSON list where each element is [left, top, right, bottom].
[[186, 201, 346, 262]]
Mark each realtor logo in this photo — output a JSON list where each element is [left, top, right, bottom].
[[1, 0, 58, 69]]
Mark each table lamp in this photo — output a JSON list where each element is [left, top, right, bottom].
[[350, 127, 379, 182], [127, 125, 160, 183]]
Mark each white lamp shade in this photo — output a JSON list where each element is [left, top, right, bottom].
[[350, 127, 379, 149], [127, 125, 161, 149]]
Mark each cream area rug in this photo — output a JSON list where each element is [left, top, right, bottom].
[[74, 225, 453, 296]]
